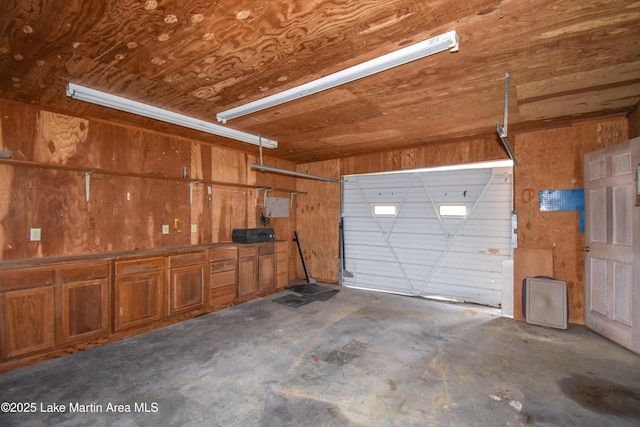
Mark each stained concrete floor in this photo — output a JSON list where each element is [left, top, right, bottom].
[[1, 285, 640, 427]]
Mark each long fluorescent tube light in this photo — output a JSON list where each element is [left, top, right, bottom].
[[66, 83, 277, 149], [250, 163, 340, 183], [217, 30, 459, 123]]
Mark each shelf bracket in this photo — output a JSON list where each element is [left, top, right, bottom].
[[254, 187, 269, 206], [263, 189, 273, 207], [85, 171, 95, 202], [289, 192, 302, 209], [189, 180, 202, 205]]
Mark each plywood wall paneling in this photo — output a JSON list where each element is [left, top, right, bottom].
[[211, 188, 250, 242], [211, 146, 250, 184], [0, 102, 38, 159], [0, 101, 297, 260], [0, 114, 12, 258], [340, 134, 507, 176], [513, 117, 629, 324], [513, 248, 554, 321], [249, 157, 298, 253], [35, 112, 89, 164], [295, 160, 341, 283], [629, 103, 640, 139]]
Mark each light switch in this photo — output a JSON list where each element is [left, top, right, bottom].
[[191, 224, 197, 233], [162, 224, 169, 235], [30, 228, 41, 241]]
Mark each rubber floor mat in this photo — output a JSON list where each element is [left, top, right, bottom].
[[285, 283, 336, 295], [273, 294, 315, 307]]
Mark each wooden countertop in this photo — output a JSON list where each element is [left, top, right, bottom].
[[0, 241, 284, 270]]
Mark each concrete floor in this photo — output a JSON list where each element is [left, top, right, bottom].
[[1, 285, 639, 427]]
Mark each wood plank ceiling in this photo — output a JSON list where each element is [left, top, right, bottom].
[[1, 0, 639, 163]]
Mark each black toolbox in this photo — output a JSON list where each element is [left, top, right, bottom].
[[232, 228, 275, 244]]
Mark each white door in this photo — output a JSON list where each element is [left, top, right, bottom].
[[584, 137, 640, 354], [342, 165, 513, 307]]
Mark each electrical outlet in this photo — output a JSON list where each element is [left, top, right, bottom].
[[162, 224, 169, 235], [30, 228, 41, 241], [191, 224, 197, 233]]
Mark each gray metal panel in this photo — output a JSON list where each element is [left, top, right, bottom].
[[342, 167, 513, 306]]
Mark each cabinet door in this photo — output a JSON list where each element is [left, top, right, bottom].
[[1, 287, 55, 358], [60, 262, 110, 344], [61, 278, 110, 343], [169, 264, 206, 315], [259, 254, 275, 291], [258, 244, 275, 291], [114, 258, 164, 332], [238, 256, 258, 297]]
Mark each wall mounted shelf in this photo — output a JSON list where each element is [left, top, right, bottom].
[[0, 159, 304, 202]]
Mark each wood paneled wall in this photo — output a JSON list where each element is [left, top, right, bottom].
[[0, 101, 297, 268], [296, 117, 629, 325], [513, 118, 628, 324], [629, 104, 640, 139], [294, 160, 341, 283], [1, 99, 631, 324]]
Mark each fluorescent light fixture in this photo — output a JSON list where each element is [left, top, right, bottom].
[[66, 83, 277, 149], [217, 30, 459, 123]]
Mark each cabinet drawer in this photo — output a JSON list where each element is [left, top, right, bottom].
[[258, 244, 274, 255], [210, 285, 236, 309], [276, 272, 288, 288], [210, 270, 236, 289], [210, 259, 236, 274], [209, 247, 237, 262], [276, 251, 288, 262], [59, 261, 110, 283], [0, 267, 55, 292], [238, 246, 258, 257], [115, 257, 164, 275], [169, 252, 206, 268]]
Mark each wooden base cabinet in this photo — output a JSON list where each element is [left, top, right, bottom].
[[275, 241, 289, 288], [114, 257, 164, 332], [0, 261, 110, 361], [1, 242, 280, 371], [209, 247, 237, 308], [1, 286, 55, 359], [238, 245, 258, 297], [168, 252, 207, 316], [59, 261, 110, 344], [258, 244, 275, 291]]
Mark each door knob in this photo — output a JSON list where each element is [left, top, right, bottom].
[[582, 247, 590, 252]]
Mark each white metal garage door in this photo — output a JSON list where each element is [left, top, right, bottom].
[[341, 164, 513, 307]]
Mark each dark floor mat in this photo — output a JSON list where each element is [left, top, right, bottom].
[[273, 294, 315, 307], [285, 283, 336, 296]]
